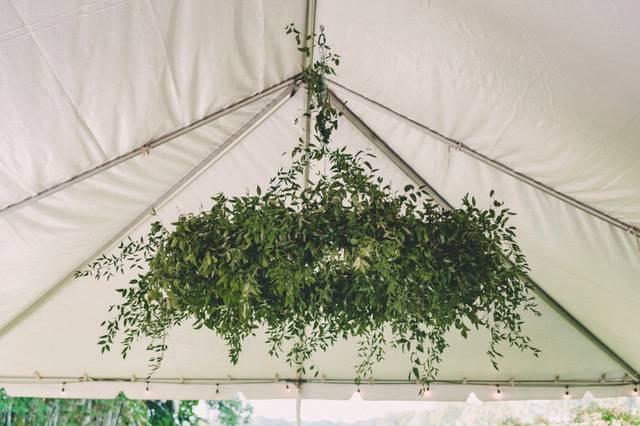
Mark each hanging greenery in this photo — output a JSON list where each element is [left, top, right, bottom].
[[76, 25, 540, 383]]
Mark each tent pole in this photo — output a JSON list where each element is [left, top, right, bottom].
[[328, 89, 640, 382], [295, 385, 302, 426], [302, 0, 317, 71], [0, 85, 297, 339], [327, 80, 640, 238], [301, 0, 318, 187], [0, 76, 298, 217]]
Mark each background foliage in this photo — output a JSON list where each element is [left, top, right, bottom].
[[0, 390, 252, 426], [501, 405, 640, 426], [77, 26, 539, 384]]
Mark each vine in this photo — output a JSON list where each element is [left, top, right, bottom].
[[76, 25, 540, 383]]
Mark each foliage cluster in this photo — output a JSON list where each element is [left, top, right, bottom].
[[77, 25, 539, 383], [0, 390, 252, 426], [574, 405, 640, 425], [0, 391, 147, 426], [500, 404, 640, 425]]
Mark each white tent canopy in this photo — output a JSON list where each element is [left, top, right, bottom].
[[1, 0, 639, 401]]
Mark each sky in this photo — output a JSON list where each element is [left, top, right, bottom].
[[249, 393, 439, 422], [240, 392, 640, 423]]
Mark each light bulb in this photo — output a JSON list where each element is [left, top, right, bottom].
[[422, 383, 431, 397], [633, 384, 638, 395], [61, 382, 66, 394], [496, 385, 502, 399], [145, 381, 149, 394], [562, 386, 571, 400], [286, 383, 291, 392]]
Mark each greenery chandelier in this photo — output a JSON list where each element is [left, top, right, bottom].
[[77, 26, 540, 385]]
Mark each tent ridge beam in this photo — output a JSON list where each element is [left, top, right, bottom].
[[0, 85, 297, 340], [327, 80, 640, 238], [328, 89, 640, 382], [0, 76, 298, 217]]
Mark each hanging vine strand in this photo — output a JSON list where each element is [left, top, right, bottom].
[[76, 25, 540, 383]]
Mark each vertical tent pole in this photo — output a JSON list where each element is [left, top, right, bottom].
[[295, 386, 302, 426], [302, 0, 318, 186], [294, 5, 319, 410]]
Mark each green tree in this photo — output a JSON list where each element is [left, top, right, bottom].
[[500, 403, 640, 426], [0, 390, 149, 425], [0, 389, 252, 426], [208, 399, 253, 425], [574, 405, 640, 425]]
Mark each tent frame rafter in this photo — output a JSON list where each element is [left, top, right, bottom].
[[328, 89, 640, 382], [0, 85, 297, 340], [0, 76, 298, 217], [328, 80, 640, 238]]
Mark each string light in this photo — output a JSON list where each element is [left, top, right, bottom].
[[633, 383, 638, 395], [350, 386, 363, 400], [145, 381, 149, 394], [422, 382, 431, 397], [216, 383, 220, 395], [61, 382, 65, 394], [562, 385, 571, 400], [496, 384, 502, 399], [286, 383, 291, 392], [351, 385, 362, 400]]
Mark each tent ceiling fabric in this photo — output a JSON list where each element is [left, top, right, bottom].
[[1, 0, 639, 401], [0, 88, 288, 328], [317, 0, 640, 229], [0, 92, 632, 400], [0, 0, 303, 209]]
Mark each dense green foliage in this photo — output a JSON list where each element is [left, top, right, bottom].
[[210, 399, 252, 426], [0, 391, 148, 426], [76, 26, 539, 383], [0, 390, 252, 426], [146, 400, 199, 426], [574, 405, 640, 425], [501, 404, 640, 425]]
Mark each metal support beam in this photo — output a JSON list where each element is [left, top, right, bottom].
[[0, 76, 298, 217], [0, 85, 296, 339], [295, 386, 302, 426], [301, 0, 318, 187], [302, 0, 317, 71], [327, 80, 640, 238], [0, 374, 635, 387], [328, 89, 640, 382]]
